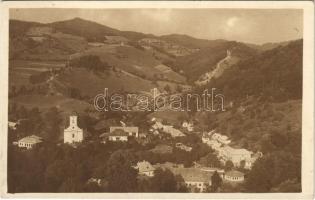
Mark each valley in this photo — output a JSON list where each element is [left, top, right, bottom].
[[8, 17, 302, 193]]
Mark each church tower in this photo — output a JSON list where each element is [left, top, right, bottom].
[[64, 115, 83, 144]]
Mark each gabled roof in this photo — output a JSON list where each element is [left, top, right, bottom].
[[170, 168, 213, 183], [225, 170, 244, 178], [220, 146, 252, 155], [8, 121, 17, 126], [18, 135, 43, 144], [99, 132, 109, 138], [110, 126, 138, 133], [135, 161, 155, 173], [108, 129, 129, 137]]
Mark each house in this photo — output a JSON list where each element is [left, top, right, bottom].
[[108, 129, 129, 142], [64, 115, 83, 144], [152, 120, 185, 137], [170, 168, 213, 192], [87, 177, 108, 188], [162, 125, 185, 137], [18, 135, 42, 149], [208, 140, 222, 150], [202, 133, 222, 150], [152, 121, 163, 130], [8, 121, 17, 130], [87, 178, 102, 186], [211, 133, 231, 145], [175, 143, 192, 152], [182, 121, 194, 132], [134, 161, 155, 177], [218, 146, 252, 168], [201, 130, 215, 142], [110, 126, 139, 138], [224, 170, 245, 182], [152, 162, 214, 192]]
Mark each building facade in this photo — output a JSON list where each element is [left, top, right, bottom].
[[224, 170, 245, 182], [18, 135, 43, 149], [64, 115, 83, 144], [134, 161, 155, 177], [110, 126, 139, 138], [108, 129, 129, 142], [218, 146, 252, 168]]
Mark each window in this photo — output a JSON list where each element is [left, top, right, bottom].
[[72, 134, 75, 138]]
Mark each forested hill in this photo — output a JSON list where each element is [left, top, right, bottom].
[[204, 39, 303, 103]]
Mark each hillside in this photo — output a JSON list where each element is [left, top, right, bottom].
[[246, 40, 292, 51], [160, 34, 227, 49], [48, 17, 119, 42], [56, 67, 156, 96], [173, 41, 258, 81], [9, 20, 89, 60], [49, 17, 155, 43], [205, 39, 303, 102], [69, 44, 187, 84], [9, 20, 44, 39]]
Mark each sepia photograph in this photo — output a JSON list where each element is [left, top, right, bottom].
[[0, 1, 314, 199]]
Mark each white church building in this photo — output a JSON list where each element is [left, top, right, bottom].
[[64, 115, 83, 144]]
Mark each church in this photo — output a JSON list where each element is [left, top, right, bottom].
[[64, 115, 83, 144]]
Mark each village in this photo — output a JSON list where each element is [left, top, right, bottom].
[[9, 111, 262, 193]]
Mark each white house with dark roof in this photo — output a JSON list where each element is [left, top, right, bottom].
[[134, 160, 155, 177], [153, 162, 213, 192], [110, 126, 139, 138], [18, 135, 43, 149], [108, 129, 129, 142], [8, 121, 18, 130], [170, 168, 213, 192]]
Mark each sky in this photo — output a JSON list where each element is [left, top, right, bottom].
[[10, 8, 303, 44]]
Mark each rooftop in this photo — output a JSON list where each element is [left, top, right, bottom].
[[108, 129, 129, 137], [110, 126, 138, 133], [135, 161, 155, 173], [220, 146, 252, 155], [225, 170, 244, 178], [99, 132, 109, 138], [170, 168, 213, 183], [18, 135, 43, 144]]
